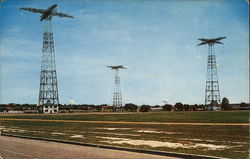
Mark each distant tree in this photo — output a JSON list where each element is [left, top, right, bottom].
[[240, 102, 249, 107], [12, 104, 22, 111], [153, 105, 160, 108], [95, 105, 101, 111], [140, 105, 151, 112], [210, 100, 219, 106], [124, 103, 138, 112], [190, 104, 198, 111], [162, 104, 172, 111], [221, 97, 231, 110], [0, 105, 5, 112], [183, 104, 189, 111], [175, 102, 183, 111], [198, 104, 205, 111], [194, 104, 198, 111], [6, 105, 12, 111]]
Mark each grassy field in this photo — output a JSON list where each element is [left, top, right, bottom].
[[0, 111, 249, 123], [0, 111, 249, 158]]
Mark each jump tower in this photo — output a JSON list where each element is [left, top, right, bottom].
[[20, 4, 73, 113], [107, 65, 127, 111], [198, 37, 226, 111]]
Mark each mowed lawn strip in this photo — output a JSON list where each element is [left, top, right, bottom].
[[0, 111, 249, 123], [0, 118, 249, 126]]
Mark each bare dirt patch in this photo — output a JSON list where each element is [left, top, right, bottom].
[[96, 128, 132, 131], [51, 132, 66, 135], [70, 134, 84, 139], [98, 136, 229, 150]]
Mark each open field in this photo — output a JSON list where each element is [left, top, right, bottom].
[[0, 111, 249, 123], [0, 120, 248, 158], [0, 111, 249, 158]]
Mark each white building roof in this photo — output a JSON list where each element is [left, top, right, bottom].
[[68, 98, 77, 105]]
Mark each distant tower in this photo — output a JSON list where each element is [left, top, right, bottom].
[[107, 65, 127, 111], [198, 37, 226, 111], [20, 4, 73, 113]]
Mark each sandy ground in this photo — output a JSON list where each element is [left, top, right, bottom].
[[0, 136, 180, 159], [0, 118, 249, 126]]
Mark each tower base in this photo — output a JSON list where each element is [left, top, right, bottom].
[[205, 105, 221, 111], [39, 105, 59, 113]]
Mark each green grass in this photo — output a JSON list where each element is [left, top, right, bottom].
[[0, 111, 249, 123], [1, 111, 249, 158], [1, 120, 249, 159]]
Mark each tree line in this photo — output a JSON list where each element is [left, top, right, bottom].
[[0, 97, 249, 113]]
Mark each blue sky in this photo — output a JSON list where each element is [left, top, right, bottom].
[[0, 0, 249, 105]]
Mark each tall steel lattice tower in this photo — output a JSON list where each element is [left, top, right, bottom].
[[107, 65, 127, 111], [198, 37, 226, 110], [20, 4, 73, 113], [39, 20, 59, 107]]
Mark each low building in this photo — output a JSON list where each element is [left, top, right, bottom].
[[229, 103, 250, 110], [24, 110, 38, 113], [7, 110, 24, 114], [205, 105, 221, 111], [100, 105, 114, 111], [39, 105, 59, 113], [151, 107, 163, 111]]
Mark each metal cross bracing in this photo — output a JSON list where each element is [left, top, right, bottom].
[[198, 37, 226, 110], [113, 69, 122, 111], [39, 19, 59, 106], [205, 44, 220, 107], [107, 65, 126, 112]]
